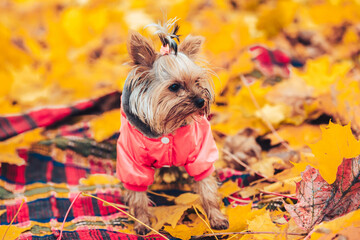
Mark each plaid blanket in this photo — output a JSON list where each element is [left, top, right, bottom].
[[0, 91, 121, 141], [0, 93, 254, 240]]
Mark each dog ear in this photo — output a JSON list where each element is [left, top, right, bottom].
[[128, 31, 157, 68], [179, 35, 204, 59]]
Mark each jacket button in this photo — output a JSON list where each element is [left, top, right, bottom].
[[161, 137, 170, 144]]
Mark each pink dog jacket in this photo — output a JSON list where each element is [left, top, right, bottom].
[[116, 111, 218, 191]]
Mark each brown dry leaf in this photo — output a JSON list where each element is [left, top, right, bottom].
[[151, 205, 192, 230], [223, 128, 261, 170], [263, 176, 301, 195], [266, 77, 314, 125], [151, 193, 201, 230], [250, 156, 285, 178], [174, 193, 200, 205]]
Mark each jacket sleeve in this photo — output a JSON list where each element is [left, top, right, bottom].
[[116, 119, 155, 192], [184, 118, 218, 181]]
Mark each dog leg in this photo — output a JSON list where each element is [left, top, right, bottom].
[[125, 190, 151, 235], [195, 176, 229, 230]]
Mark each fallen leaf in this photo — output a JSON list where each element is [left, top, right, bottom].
[[218, 180, 241, 197], [79, 174, 120, 186], [174, 193, 200, 205], [309, 122, 360, 184], [224, 204, 252, 232], [243, 210, 281, 240], [310, 208, 360, 240], [90, 109, 121, 142], [255, 104, 290, 126], [285, 155, 360, 231], [151, 205, 192, 230], [0, 225, 31, 240], [163, 224, 206, 240], [0, 128, 44, 166], [250, 156, 285, 178], [222, 128, 261, 170]]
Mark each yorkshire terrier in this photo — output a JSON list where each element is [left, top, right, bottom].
[[116, 19, 229, 235]]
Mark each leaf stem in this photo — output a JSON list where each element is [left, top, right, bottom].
[[222, 148, 268, 179], [2, 199, 25, 240], [82, 192, 169, 240], [259, 190, 297, 200], [192, 205, 218, 240], [240, 75, 293, 152], [192, 231, 307, 238]]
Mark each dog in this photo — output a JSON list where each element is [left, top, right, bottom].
[[116, 19, 229, 235]]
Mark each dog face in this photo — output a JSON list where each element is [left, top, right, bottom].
[[125, 32, 214, 136]]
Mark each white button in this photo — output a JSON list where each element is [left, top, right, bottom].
[[161, 137, 170, 144]]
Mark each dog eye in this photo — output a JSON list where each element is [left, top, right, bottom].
[[169, 83, 180, 92]]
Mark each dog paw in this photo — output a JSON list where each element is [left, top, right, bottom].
[[210, 216, 229, 230], [134, 223, 151, 235]]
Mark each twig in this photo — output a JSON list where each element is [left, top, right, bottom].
[[192, 231, 307, 238], [240, 75, 293, 152], [222, 148, 268, 179], [192, 205, 218, 240], [2, 199, 25, 240], [259, 190, 297, 200], [227, 196, 252, 204], [57, 192, 81, 240], [82, 193, 169, 240], [147, 190, 176, 201], [103, 202, 129, 209]]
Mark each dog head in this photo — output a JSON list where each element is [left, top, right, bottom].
[[122, 20, 214, 137]]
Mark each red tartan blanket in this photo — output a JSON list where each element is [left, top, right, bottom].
[[0, 93, 254, 240]]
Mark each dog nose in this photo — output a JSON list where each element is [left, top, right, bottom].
[[194, 98, 205, 108]]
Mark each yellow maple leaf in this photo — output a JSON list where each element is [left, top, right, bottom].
[[250, 157, 285, 178], [308, 122, 360, 184], [218, 181, 241, 198], [163, 215, 208, 240], [294, 56, 352, 96], [256, 0, 298, 37], [265, 124, 322, 149], [0, 225, 31, 240], [174, 193, 200, 205], [311, 208, 360, 240], [223, 204, 252, 233], [90, 109, 121, 142], [79, 174, 120, 186], [255, 104, 290, 126], [151, 205, 193, 230], [244, 210, 281, 240], [0, 128, 44, 166], [163, 224, 203, 240], [9, 66, 51, 108]]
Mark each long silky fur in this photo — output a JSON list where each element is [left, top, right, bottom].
[[195, 176, 229, 229], [124, 190, 152, 235], [123, 19, 229, 235]]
